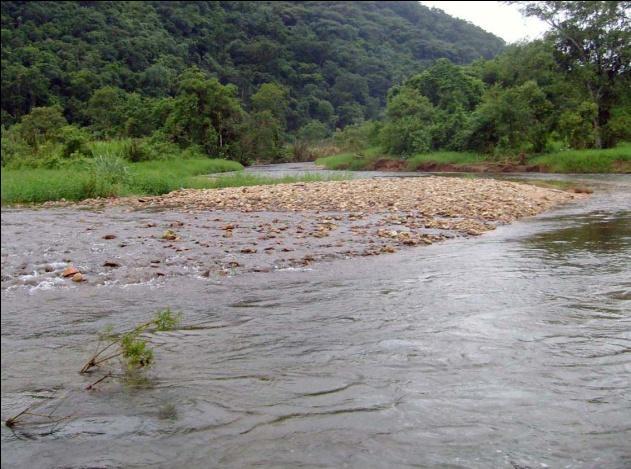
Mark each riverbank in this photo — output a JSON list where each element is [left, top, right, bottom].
[[315, 143, 631, 174], [0, 159, 350, 205], [1, 177, 585, 289]]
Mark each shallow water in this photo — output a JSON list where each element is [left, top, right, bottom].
[[1, 172, 630, 468]]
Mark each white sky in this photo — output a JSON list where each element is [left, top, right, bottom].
[[420, 1, 550, 43]]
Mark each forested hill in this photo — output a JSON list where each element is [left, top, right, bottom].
[[1, 1, 504, 130]]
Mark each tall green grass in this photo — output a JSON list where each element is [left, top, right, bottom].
[[529, 143, 631, 173], [1, 158, 243, 204], [316, 144, 631, 173], [1, 158, 349, 205], [317, 149, 483, 170], [315, 146, 390, 170], [406, 151, 484, 170]]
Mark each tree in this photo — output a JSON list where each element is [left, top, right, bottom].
[[240, 110, 284, 163], [380, 87, 435, 156], [405, 58, 485, 149], [251, 83, 289, 125], [18, 106, 67, 147], [512, 1, 631, 147], [467, 81, 552, 154], [164, 67, 244, 157], [297, 120, 330, 142], [86, 87, 128, 137], [407, 58, 484, 112]]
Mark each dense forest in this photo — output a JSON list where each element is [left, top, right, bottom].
[[1, 1, 503, 129], [1, 0, 629, 173]]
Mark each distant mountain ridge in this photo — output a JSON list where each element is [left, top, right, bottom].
[[1, 1, 504, 129]]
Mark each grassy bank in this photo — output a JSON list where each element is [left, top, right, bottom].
[[406, 151, 484, 169], [315, 147, 392, 170], [1, 158, 349, 205], [1, 158, 242, 204], [529, 144, 631, 173], [316, 143, 631, 173]]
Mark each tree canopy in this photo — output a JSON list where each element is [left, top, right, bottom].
[[1, 1, 504, 129]]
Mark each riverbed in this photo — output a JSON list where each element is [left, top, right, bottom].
[[1, 170, 630, 468]]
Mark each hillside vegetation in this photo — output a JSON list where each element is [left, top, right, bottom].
[[2, 0, 629, 192], [1, 1, 503, 130]]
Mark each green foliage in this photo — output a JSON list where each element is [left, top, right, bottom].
[[153, 308, 183, 331], [407, 58, 483, 112], [406, 151, 484, 170], [1, 159, 350, 204], [86, 86, 128, 137], [57, 125, 92, 158], [333, 121, 381, 152], [17, 106, 67, 147], [1, 125, 31, 167], [90, 154, 131, 187], [120, 333, 154, 369], [239, 110, 285, 164], [558, 102, 598, 149], [514, 1, 631, 148], [3, 0, 627, 167], [467, 81, 552, 155], [316, 152, 370, 170], [381, 87, 434, 156], [164, 67, 244, 158], [315, 146, 389, 170], [297, 121, 330, 142], [82, 308, 183, 375], [603, 105, 631, 145], [1, 1, 504, 131], [1, 158, 243, 204], [530, 143, 631, 173], [251, 83, 289, 124], [378, 2, 630, 157]]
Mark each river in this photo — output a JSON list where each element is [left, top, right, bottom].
[[1, 168, 630, 468]]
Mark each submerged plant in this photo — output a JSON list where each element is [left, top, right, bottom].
[[4, 309, 184, 430], [80, 308, 182, 374]]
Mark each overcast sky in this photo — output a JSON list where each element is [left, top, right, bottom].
[[420, 1, 550, 43]]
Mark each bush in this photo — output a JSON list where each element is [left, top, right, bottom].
[[380, 117, 431, 157], [289, 140, 313, 162], [18, 106, 67, 146], [333, 121, 380, 151], [297, 121, 330, 142], [57, 125, 92, 157]]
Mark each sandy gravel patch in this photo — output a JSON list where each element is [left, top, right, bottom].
[[78, 176, 580, 220], [3, 177, 584, 287]]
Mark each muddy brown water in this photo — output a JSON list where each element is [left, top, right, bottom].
[[1, 169, 630, 468]]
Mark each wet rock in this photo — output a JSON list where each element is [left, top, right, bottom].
[[71, 273, 84, 282], [62, 266, 80, 277]]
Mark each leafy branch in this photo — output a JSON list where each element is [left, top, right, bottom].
[[80, 308, 182, 374]]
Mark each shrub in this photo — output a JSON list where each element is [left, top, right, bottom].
[[297, 120, 330, 142], [57, 125, 92, 157]]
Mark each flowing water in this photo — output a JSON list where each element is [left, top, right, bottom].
[[1, 170, 630, 468]]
